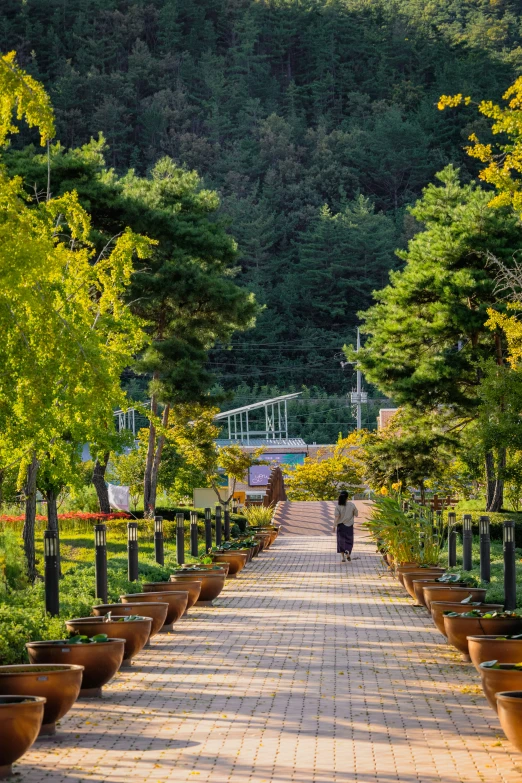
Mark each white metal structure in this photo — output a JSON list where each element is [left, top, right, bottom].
[[114, 407, 136, 435], [213, 392, 302, 444]]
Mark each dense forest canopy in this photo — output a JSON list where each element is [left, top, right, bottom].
[[2, 0, 522, 439]]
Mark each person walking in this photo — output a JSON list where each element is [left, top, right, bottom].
[[333, 490, 358, 562]]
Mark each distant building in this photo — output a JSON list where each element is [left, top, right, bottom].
[[377, 408, 399, 430]]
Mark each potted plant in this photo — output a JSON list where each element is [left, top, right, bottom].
[[122, 589, 191, 626], [496, 692, 522, 751], [26, 635, 125, 698], [422, 585, 487, 611], [468, 634, 522, 672], [444, 611, 522, 660], [412, 574, 473, 607], [0, 664, 83, 737], [210, 552, 248, 576], [93, 602, 168, 639], [479, 661, 522, 711], [0, 696, 46, 778], [402, 569, 447, 600], [431, 601, 504, 636], [169, 570, 227, 603], [65, 617, 152, 668]]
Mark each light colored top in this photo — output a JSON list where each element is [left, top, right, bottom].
[[334, 502, 358, 530]]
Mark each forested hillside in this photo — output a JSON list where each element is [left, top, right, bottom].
[[2, 0, 521, 411]]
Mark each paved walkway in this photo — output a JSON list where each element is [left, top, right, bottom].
[[19, 520, 522, 782]]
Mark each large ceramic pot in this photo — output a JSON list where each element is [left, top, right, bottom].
[[402, 570, 447, 600], [123, 589, 190, 626], [233, 548, 253, 563], [211, 552, 248, 576], [0, 664, 83, 736], [412, 579, 470, 608], [93, 602, 168, 638], [26, 639, 125, 698], [252, 533, 271, 551], [169, 572, 226, 603], [423, 585, 487, 611], [0, 696, 45, 779], [496, 692, 522, 751], [444, 615, 522, 659], [479, 663, 522, 711], [65, 617, 151, 666], [431, 603, 504, 637], [395, 564, 430, 586], [175, 564, 230, 576], [468, 635, 522, 672]]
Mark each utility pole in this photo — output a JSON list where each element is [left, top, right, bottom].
[[350, 328, 367, 431]]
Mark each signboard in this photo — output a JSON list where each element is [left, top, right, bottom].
[[248, 453, 305, 486]]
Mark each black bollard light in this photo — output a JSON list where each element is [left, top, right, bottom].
[[503, 520, 517, 611], [44, 529, 60, 616], [176, 512, 185, 565], [127, 522, 139, 582], [204, 508, 212, 553], [94, 524, 108, 603], [190, 511, 199, 557], [154, 516, 164, 566], [224, 503, 231, 541], [215, 504, 222, 547], [479, 515, 491, 583], [447, 511, 457, 568], [462, 514, 473, 571]]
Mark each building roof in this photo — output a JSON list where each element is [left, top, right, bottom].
[[215, 438, 307, 447], [213, 392, 302, 420]]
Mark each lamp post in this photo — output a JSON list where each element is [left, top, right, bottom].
[[154, 516, 164, 566], [479, 515, 491, 583], [94, 524, 108, 603], [224, 502, 231, 541], [215, 505, 222, 547], [44, 529, 60, 616], [204, 508, 212, 553], [462, 514, 473, 571], [190, 511, 199, 557], [127, 522, 139, 582], [176, 512, 185, 565], [447, 511, 457, 568], [504, 520, 516, 611]]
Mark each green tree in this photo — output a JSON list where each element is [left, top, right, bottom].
[[354, 166, 522, 510]]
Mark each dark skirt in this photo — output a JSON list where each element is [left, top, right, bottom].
[[337, 524, 354, 554]]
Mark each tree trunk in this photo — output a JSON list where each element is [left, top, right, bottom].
[[143, 387, 158, 516], [485, 448, 505, 512], [92, 452, 111, 513], [22, 454, 39, 582], [148, 403, 170, 517]]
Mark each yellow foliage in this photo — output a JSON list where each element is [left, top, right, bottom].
[[439, 77, 522, 217], [486, 308, 522, 368], [0, 51, 55, 145]]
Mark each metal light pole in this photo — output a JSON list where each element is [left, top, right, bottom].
[[215, 504, 222, 547], [204, 508, 212, 553], [154, 516, 164, 566], [190, 511, 199, 557], [462, 514, 473, 572], [504, 520, 516, 611], [479, 515, 491, 583], [447, 511, 457, 568], [44, 529, 60, 616], [94, 524, 108, 603], [127, 522, 139, 582], [224, 503, 231, 542], [176, 512, 185, 565]]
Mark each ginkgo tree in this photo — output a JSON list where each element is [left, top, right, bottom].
[[0, 52, 152, 577]]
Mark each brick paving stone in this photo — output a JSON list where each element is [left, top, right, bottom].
[[14, 514, 522, 782]]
